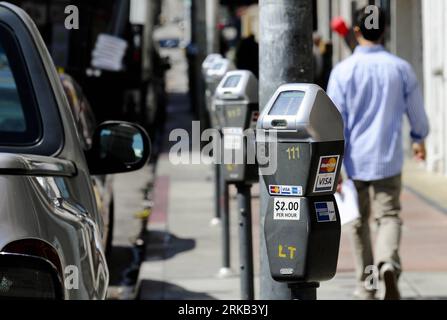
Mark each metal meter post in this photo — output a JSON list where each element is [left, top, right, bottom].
[[205, 58, 235, 276], [256, 84, 344, 300], [202, 54, 223, 225], [215, 70, 259, 299]]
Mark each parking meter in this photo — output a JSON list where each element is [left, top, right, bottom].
[[204, 58, 234, 128], [257, 84, 344, 288], [202, 54, 222, 75], [213, 70, 259, 299], [214, 70, 259, 183], [203, 58, 235, 277]]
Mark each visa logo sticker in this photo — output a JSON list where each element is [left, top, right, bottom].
[[315, 202, 337, 222], [313, 155, 340, 193], [269, 185, 303, 196]]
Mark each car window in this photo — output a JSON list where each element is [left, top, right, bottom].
[[0, 43, 26, 132], [0, 27, 41, 145]]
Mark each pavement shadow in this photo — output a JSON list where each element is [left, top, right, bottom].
[[144, 230, 196, 262], [137, 279, 216, 300]]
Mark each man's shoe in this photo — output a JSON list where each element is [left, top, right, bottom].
[[380, 263, 401, 300]]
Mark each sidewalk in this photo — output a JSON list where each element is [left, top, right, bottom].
[[138, 152, 248, 300]]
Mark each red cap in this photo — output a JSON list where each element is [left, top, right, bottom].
[[331, 17, 349, 37]]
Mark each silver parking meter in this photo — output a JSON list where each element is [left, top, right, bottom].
[[202, 54, 222, 74], [202, 56, 232, 221], [257, 84, 344, 298], [204, 58, 234, 128], [215, 70, 259, 183], [203, 58, 235, 277], [213, 70, 259, 300]]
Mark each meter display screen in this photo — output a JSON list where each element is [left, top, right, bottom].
[[212, 62, 224, 70], [268, 91, 305, 116], [223, 75, 241, 88]]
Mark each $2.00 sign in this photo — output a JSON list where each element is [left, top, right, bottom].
[[273, 197, 300, 220]]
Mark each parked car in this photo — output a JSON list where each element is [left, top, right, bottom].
[[0, 3, 150, 299]]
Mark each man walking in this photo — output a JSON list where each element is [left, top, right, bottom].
[[327, 6, 429, 300]]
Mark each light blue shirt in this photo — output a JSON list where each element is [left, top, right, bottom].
[[327, 45, 429, 181]]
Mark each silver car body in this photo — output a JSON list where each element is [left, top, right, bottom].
[[0, 155, 108, 299]]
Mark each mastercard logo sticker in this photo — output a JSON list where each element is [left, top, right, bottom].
[[319, 157, 338, 173], [314, 155, 340, 193], [270, 185, 281, 195]]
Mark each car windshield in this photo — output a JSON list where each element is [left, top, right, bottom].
[[0, 43, 26, 133]]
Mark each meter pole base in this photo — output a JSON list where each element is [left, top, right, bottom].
[[210, 217, 221, 226], [288, 282, 319, 300], [217, 267, 234, 278], [220, 165, 231, 270], [236, 183, 255, 300], [213, 163, 221, 223]]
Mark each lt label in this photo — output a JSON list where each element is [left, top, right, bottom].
[[278, 245, 297, 259]]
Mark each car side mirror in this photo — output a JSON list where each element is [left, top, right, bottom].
[[87, 121, 151, 175]]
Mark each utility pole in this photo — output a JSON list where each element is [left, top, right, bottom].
[[206, 0, 219, 54], [258, 0, 314, 300]]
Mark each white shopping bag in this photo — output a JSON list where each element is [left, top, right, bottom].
[[335, 179, 360, 226]]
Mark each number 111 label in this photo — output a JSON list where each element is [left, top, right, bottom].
[[273, 197, 301, 221]]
